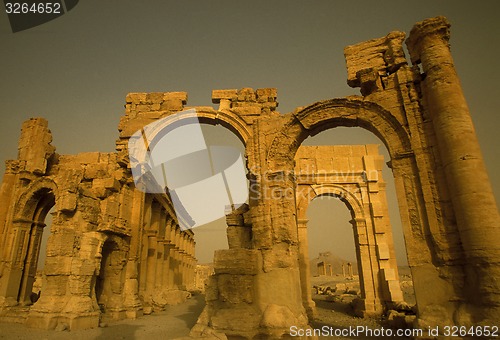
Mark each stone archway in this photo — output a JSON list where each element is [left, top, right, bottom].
[[0, 178, 57, 307], [294, 144, 404, 318]]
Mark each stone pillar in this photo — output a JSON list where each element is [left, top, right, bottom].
[[122, 189, 144, 319], [351, 217, 384, 317], [179, 232, 187, 289], [145, 203, 160, 296], [0, 219, 33, 305], [226, 204, 251, 249], [161, 219, 173, 291], [407, 16, 500, 322], [144, 232, 157, 297], [18, 222, 44, 305], [168, 225, 178, 288], [173, 227, 182, 288], [297, 219, 316, 318], [154, 209, 166, 289], [188, 239, 196, 290]]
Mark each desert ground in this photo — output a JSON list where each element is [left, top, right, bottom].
[[0, 269, 416, 339]]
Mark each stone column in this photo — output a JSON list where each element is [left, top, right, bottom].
[[0, 219, 33, 305], [138, 199, 152, 295], [161, 219, 173, 291], [297, 219, 316, 318], [407, 16, 500, 321], [350, 217, 383, 317], [168, 225, 178, 288], [18, 222, 44, 305], [154, 209, 166, 289], [122, 189, 144, 318], [173, 227, 181, 288], [190, 239, 196, 289], [145, 204, 160, 296], [180, 233, 188, 288]]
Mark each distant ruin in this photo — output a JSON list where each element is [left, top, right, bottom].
[[0, 16, 499, 339]]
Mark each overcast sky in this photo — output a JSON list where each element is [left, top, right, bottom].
[[1, 1, 499, 265]]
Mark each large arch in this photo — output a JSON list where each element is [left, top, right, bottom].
[[130, 108, 251, 162], [256, 97, 436, 326], [267, 98, 412, 171]]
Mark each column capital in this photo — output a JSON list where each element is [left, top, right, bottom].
[[406, 16, 450, 64]]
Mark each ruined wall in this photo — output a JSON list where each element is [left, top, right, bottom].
[[0, 118, 196, 330]]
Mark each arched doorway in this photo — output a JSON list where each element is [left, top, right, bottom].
[[256, 98, 438, 323], [15, 187, 56, 306], [96, 235, 128, 319]]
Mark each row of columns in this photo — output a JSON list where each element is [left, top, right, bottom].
[[139, 199, 196, 302]]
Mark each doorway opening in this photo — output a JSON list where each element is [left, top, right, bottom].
[[17, 189, 55, 306]]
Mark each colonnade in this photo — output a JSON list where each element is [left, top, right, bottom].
[[139, 198, 196, 303]]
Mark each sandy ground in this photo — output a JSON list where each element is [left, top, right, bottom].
[[309, 274, 415, 339], [0, 294, 204, 340], [0, 273, 416, 339]]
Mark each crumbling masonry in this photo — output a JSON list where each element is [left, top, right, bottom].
[[0, 118, 197, 328], [0, 16, 499, 338]]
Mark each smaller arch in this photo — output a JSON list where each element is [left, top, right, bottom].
[[13, 178, 58, 220], [296, 184, 365, 221], [9, 178, 58, 305]]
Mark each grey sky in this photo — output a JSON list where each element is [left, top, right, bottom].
[[1, 1, 499, 264]]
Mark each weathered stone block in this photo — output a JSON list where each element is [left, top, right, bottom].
[[214, 249, 260, 275], [212, 89, 238, 103], [160, 99, 184, 111], [58, 193, 77, 212], [44, 256, 73, 276], [93, 178, 120, 192], [377, 243, 390, 260], [163, 91, 188, 104], [205, 275, 219, 301], [255, 88, 277, 101], [126, 93, 147, 104], [74, 152, 100, 165], [84, 163, 109, 180], [217, 274, 253, 304]]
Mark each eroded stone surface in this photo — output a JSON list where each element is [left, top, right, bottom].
[[0, 16, 499, 339]]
